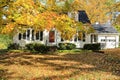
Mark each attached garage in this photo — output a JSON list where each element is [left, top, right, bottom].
[[97, 34, 119, 49], [91, 23, 119, 49], [105, 36, 116, 48]]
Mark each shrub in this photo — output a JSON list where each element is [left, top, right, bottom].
[[34, 44, 49, 53], [25, 43, 57, 53], [25, 43, 35, 51], [66, 43, 76, 50], [33, 43, 43, 52], [8, 43, 20, 50], [58, 43, 67, 50], [83, 43, 101, 51], [58, 43, 76, 50]]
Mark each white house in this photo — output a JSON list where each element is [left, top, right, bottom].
[[13, 11, 120, 49]]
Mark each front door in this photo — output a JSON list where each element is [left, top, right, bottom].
[[49, 31, 55, 43]]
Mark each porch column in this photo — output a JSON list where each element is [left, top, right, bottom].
[[30, 29, 32, 41]]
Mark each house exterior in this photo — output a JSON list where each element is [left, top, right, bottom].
[[13, 11, 119, 49]]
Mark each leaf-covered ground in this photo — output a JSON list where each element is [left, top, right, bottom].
[[0, 49, 120, 80]]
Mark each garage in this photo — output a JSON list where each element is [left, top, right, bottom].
[[92, 23, 119, 49], [100, 36, 116, 49]]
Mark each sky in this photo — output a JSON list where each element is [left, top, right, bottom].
[[116, 0, 120, 2]]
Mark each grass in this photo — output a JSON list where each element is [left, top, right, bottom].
[[57, 49, 93, 55], [0, 48, 120, 80], [57, 49, 90, 53]]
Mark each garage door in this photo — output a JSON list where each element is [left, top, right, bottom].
[[100, 36, 116, 49], [106, 37, 116, 48]]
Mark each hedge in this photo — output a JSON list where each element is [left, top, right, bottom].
[[25, 43, 57, 53], [58, 43, 76, 50], [83, 43, 101, 50], [8, 43, 20, 50]]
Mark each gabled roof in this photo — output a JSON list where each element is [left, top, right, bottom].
[[92, 23, 118, 33], [78, 10, 91, 24]]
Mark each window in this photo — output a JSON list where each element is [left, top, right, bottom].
[[94, 35, 97, 42], [18, 29, 43, 41], [61, 38, 64, 41], [74, 34, 77, 42], [71, 12, 76, 20], [23, 32, 26, 39], [36, 31, 39, 40], [82, 33, 85, 42], [91, 34, 97, 43], [32, 30, 34, 40], [36, 31, 43, 41], [27, 30, 30, 40], [40, 31, 43, 41], [101, 39, 105, 42], [74, 31, 85, 42], [18, 33, 22, 40], [78, 32, 83, 41]]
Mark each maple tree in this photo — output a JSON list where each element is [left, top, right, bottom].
[[76, 0, 111, 23], [2, 0, 110, 40], [1, 0, 38, 34], [113, 2, 120, 23], [55, 14, 76, 40], [1, 0, 82, 40], [112, 1, 120, 12], [115, 15, 120, 24], [0, 0, 13, 31], [110, 1, 120, 32], [59, 0, 113, 23]]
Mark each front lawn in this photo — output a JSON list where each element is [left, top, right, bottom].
[[0, 49, 120, 80]]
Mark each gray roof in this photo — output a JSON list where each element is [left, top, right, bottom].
[[92, 23, 118, 33]]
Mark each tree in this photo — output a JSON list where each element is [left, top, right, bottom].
[[115, 14, 120, 24], [0, 0, 15, 34], [79, 0, 111, 23], [1, 0, 80, 40], [110, 1, 120, 32], [1, 0, 41, 34], [112, 1, 120, 12], [55, 14, 76, 40], [60, 0, 113, 23], [112, 1, 120, 24], [0, 0, 13, 27]]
